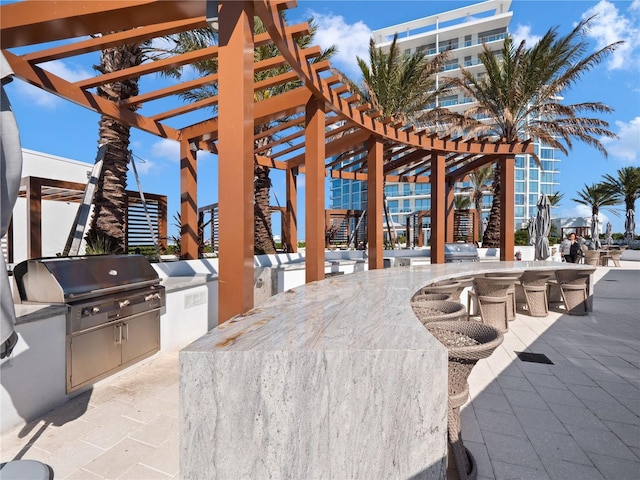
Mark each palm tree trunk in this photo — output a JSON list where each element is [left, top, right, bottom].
[[482, 164, 501, 247], [254, 131, 276, 255], [88, 43, 142, 254], [254, 163, 277, 255], [89, 121, 131, 253]]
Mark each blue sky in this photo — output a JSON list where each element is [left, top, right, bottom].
[[3, 0, 640, 238]]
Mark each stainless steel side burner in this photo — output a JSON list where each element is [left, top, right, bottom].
[[13, 255, 165, 393]]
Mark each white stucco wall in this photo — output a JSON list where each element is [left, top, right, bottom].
[[10, 149, 93, 264]]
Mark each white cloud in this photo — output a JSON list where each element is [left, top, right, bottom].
[[601, 116, 640, 164], [43, 59, 92, 82], [511, 24, 542, 47], [150, 138, 180, 161], [130, 157, 155, 175], [15, 60, 93, 108], [581, 0, 640, 70], [307, 10, 372, 78]]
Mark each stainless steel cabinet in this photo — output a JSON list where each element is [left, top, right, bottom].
[[67, 311, 160, 392]]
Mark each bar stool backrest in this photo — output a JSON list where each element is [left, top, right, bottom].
[[520, 270, 553, 287], [473, 277, 512, 297]]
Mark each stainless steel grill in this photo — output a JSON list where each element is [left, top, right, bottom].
[[13, 255, 165, 393], [445, 243, 479, 263]]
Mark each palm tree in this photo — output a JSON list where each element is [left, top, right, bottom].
[[547, 191, 565, 210], [469, 165, 494, 213], [601, 167, 640, 241], [572, 183, 618, 216], [453, 194, 471, 210], [341, 33, 448, 127], [334, 34, 449, 246], [163, 17, 335, 254], [439, 17, 621, 247], [87, 43, 145, 253], [467, 165, 494, 242], [572, 183, 618, 245]]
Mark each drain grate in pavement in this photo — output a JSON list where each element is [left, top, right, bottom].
[[515, 351, 554, 365]]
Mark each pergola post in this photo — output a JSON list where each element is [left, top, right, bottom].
[[499, 155, 515, 261], [430, 151, 446, 264], [285, 166, 297, 253], [218, 0, 254, 322], [158, 195, 168, 251], [305, 96, 325, 283], [366, 136, 383, 270], [445, 180, 455, 243], [179, 140, 198, 260], [26, 176, 41, 259]]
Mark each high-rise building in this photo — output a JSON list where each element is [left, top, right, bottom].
[[330, 0, 560, 239]]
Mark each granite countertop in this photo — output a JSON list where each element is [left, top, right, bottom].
[[184, 261, 594, 355], [14, 303, 67, 325], [158, 273, 218, 293]]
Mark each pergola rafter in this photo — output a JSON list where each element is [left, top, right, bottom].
[[1, 0, 534, 323]]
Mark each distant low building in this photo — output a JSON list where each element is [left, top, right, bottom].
[[552, 217, 599, 240]]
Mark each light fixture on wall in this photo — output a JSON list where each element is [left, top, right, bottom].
[[207, 1, 219, 33]]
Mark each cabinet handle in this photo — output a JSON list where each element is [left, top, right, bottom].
[[115, 324, 122, 345], [122, 323, 129, 341]]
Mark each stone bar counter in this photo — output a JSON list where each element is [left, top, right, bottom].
[[180, 261, 594, 479]]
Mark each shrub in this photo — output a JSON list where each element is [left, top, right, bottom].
[[514, 228, 529, 246]]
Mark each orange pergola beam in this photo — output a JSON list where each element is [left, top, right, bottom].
[[305, 96, 326, 283], [285, 166, 298, 253], [366, 136, 384, 270], [179, 141, 198, 260], [499, 156, 516, 261], [26, 177, 42, 259], [217, 0, 255, 323], [430, 152, 446, 264], [446, 181, 455, 243]]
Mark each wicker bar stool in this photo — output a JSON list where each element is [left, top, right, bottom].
[[420, 279, 464, 301], [469, 277, 513, 332], [426, 321, 503, 480], [484, 272, 522, 321], [451, 276, 474, 289], [411, 300, 467, 325], [609, 249, 622, 267], [517, 270, 554, 317], [412, 292, 450, 302], [555, 269, 595, 315]]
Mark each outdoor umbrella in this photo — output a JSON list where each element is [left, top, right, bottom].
[[534, 194, 551, 260], [591, 214, 601, 250], [605, 222, 612, 246], [625, 209, 635, 244], [528, 216, 537, 246], [0, 53, 21, 358]]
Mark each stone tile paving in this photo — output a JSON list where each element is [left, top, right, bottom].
[[1, 263, 638, 479], [463, 262, 640, 480], [1, 351, 180, 479]]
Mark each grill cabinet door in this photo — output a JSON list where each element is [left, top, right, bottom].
[[121, 311, 160, 365], [69, 324, 121, 390]]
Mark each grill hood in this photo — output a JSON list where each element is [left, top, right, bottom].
[[13, 255, 160, 304]]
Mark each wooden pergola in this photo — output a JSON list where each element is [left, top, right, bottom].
[[1, 0, 534, 323], [14, 176, 167, 260]]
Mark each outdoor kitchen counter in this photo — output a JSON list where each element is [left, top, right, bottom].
[[158, 273, 217, 293], [180, 260, 595, 480], [14, 303, 66, 325]]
